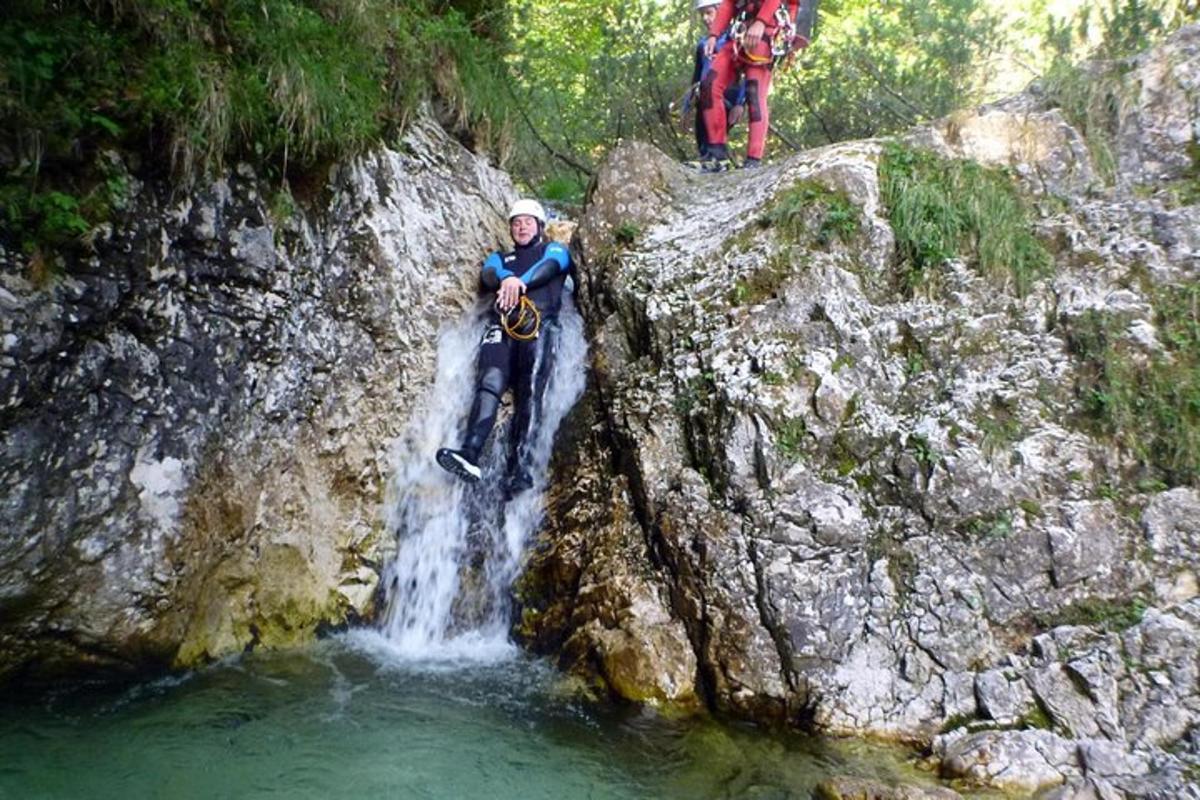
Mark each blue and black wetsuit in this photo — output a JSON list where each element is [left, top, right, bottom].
[[458, 233, 572, 488]]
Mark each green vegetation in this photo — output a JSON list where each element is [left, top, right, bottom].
[[1034, 596, 1148, 632], [879, 141, 1053, 295], [614, 222, 641, 247], [958, 509, 1015, 540], [1039, 61, 1122, 184], [1018, 499, 1044, 518], [1019, 704, 1055, 731], [758, 180, 861, 247], [1038, 0, 1199, 184], [1066, 284, 1200, 486], [977, 399, 1025, 460], [907, 433, 939, 471], [5, 0, 1197, 262], [1, 0, 510, 257], [728, 251, 793, 307], [865, 526, 918, 595], [775, 417, 809, 460]]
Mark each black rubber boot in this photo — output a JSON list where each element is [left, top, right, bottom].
[[437, 387, 500, 483], [504, 467, 534, 499], [436, 448, 482, 482]]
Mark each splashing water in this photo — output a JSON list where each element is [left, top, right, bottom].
[[378, 297, 587, 661]]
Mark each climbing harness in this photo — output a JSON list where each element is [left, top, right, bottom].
[[500, 295, 541, 341], [730, 15, 775, 66], [730, 3, 809, 70]]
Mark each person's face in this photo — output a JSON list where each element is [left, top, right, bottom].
[[699, 7, 717, 27], [511, 214, 539, 246]]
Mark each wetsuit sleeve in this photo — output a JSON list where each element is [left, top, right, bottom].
[[518, 242, 571, 290], [710, 0, 735, 36], [692, 40, 705, 84], [480, 251, 511, 290], [755, 0, 783, 24]]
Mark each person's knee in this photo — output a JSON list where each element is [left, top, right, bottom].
[[478, 366, 505, 399], [746, 79, 763, 122], [699, 72, 717, 110]]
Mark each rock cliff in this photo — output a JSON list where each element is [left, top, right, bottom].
[[517, 25, 1200, 797], [0, 115, 515, 681]]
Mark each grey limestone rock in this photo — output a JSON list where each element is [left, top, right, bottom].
[[0, 112, 515, 680], [515, 23, 1200, 798]]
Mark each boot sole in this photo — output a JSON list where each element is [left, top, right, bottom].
[[436, 449, 482, 482]]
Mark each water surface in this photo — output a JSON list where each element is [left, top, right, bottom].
[[0, 634, 976, 800]]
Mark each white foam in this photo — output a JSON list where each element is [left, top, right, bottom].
[[377, 295, 588, 660]]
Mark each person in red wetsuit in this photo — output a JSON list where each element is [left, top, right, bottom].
[[699, 0, 812, 171]]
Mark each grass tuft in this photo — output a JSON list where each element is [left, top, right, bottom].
[[1039, 60, 1123, 184], [1066, 283, 1200, 486], [879, 141, 1053, 295], [0, 0, 512, 259]]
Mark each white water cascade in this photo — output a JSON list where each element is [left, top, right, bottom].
[[376, 297, 587, 661]]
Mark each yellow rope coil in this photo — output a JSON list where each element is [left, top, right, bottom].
[[501, 295, 541, 341]]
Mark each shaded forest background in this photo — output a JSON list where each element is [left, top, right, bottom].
[[1, 0, 1198, 259]]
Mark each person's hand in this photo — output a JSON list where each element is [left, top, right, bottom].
[[744, 19, 766, 50], [497, 276, 525, 313], [703, 35, 717, 59]]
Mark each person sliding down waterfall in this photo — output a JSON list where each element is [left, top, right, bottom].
[[436, 199, 572, 498]]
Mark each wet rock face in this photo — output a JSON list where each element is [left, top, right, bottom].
[[517, 24, 1200, 797], [0, 115, 515, 682]]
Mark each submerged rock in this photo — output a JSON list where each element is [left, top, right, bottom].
[[812, 776, 962, 800], [516, 23, 1200, 798], [0, 113, 515, 681]]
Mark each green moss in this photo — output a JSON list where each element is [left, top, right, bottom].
[[957, 510, 1014, 540], [1065, 283, 1200, 486], [1019, 704, 1055, 731], [757, 179, 861, 248], [878, 141, 1053, 295], [728, 250, 793, 307], [977, 399, 1024, 460], [1035, 597, 1148, 633], [939, 712, 979, 734], [614, 221, 641, 246], [865, 527, 918, 595], [775, 417, 808, 460], [1018, 499, 1044, 518]]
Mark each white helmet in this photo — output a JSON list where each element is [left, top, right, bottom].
[[694, 0, 720, 9], [508, 199, 547, 225]]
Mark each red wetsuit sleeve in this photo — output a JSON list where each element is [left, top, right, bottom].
[[754, 0, 783, 24], [710, 0, 736, 36]]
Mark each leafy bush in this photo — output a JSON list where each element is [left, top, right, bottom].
[[0, 0, 511, 257]]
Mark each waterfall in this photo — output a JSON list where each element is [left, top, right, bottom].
[[375, 296, 587, 661]]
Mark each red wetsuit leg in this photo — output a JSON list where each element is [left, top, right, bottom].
[[701, 45, 736, 152], [744, 61, 773, 160], [742, 36, 775, 160]]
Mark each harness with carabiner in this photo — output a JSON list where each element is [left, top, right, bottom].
[[729, 3, 801, 69]]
